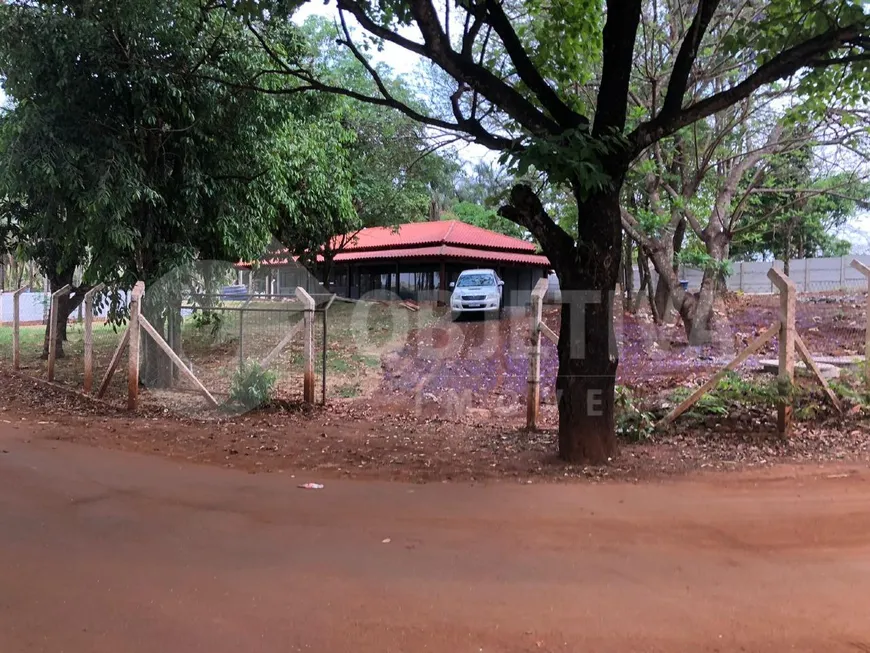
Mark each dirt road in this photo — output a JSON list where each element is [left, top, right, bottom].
[[2, 421, 870, 652]]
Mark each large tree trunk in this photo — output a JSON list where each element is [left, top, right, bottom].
[[555, 190, 621, 464], [648, 231, 730, 345], [500, 184, 621, 464]]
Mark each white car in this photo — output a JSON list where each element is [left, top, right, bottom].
[[449, 268, 504, 320]]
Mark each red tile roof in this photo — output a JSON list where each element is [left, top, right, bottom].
[[334, 245, 550, 267], [340, 221, 537, 253], [246, 220, 550, 268]]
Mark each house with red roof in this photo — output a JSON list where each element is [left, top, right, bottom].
[[244, 220, 551, 305]]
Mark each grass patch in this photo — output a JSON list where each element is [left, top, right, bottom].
[[0, 324, 44, 350], [335, 382, 361, 398]]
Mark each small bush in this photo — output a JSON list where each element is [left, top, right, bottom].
[[830, 369, 870, 409], [190, 309, 224, 337], [669, 372, 788, 419], [615, 385, 655, 442], [229, 360, 277, 410]]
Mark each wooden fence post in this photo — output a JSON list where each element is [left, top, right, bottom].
[[128, 281, 145, 410], [82, 284, 105, 393], [526, 278, 548, 431], [767, 268, 796, 437], [47, 284, 72, 381], [296, 286, 315, 404], [11, 287, 25, 370], [850, 259, 870, 389]]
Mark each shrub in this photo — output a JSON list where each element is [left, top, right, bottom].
[[190, 309, 224, 337], [615, 385, 655, 442], [229, 360, 277, 410]]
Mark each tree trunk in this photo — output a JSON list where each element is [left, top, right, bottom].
[[141, 297, 174, 388], [622, 235, 634, 310], [653, 274, 670, 322], [647, 247, 702, 342], [553, 189, 621, 464], [652, 241, 676, 323], [500, 184, 621, 464], [41, 268, 85, 359]]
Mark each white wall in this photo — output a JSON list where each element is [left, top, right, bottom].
[[629, 255, 870, 295], [0, 290, 128, 324], [0, 292, 48, 323]]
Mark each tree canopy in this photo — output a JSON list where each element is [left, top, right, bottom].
[[0, 0, 358, 290]]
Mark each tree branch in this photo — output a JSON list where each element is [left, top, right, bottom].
[[498, 184, 575, 270], [594, 0, 643, 135], [245, 18, 519, 152], [749, 187, 870, 208], [620, 207, 657, 253], [661, 182, 705, 237], [482, 0, 587, 129], [630, 21, 868, 151], [659, 0, 722, 118], [338, 0, 562, 137]]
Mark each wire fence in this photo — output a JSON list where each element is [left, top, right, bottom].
[[2, 269, 869, 428], [0, 308, 129, 397]]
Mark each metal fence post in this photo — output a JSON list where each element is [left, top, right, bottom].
[[850, 259, 870, 388], [526, 278, 547, 431], [321, 294, 336, 405], [238, 308, 245, 369]]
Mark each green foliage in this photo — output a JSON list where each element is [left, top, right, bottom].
[[615, 386, 655, 442], [829, 369, 870, 410], [670, 372, 795, 419], [335, 382, 361, 399], [731, 144, 870, 262], [678, 249, 733, 277], [0, 0, 351, 294], [280, 16, 460, 265], [229, 360, 278, 410], [504, 129, 627, 197], [446, 201, 528, 240], [190, 310, 225, 338], [522, 0, 603, 114]]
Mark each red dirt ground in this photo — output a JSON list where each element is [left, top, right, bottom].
[[3, 416, 870, 652], [4, 369, 870, 483]]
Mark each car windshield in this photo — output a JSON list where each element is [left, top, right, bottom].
[[457, 274, 495, 287]]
